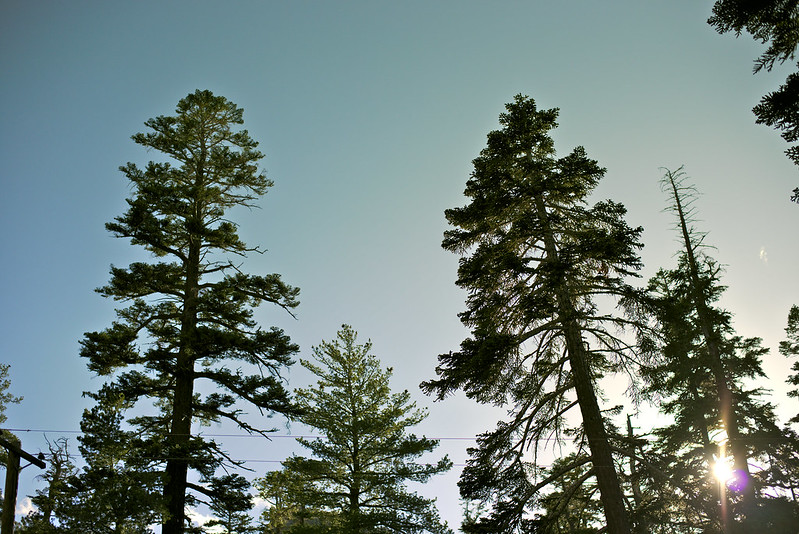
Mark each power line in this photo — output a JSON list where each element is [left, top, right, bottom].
[[2, 428, 478, 441]]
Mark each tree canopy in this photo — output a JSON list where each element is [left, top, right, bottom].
[[79, 89, 300, 534], [264, 325, 452, 534], [423, 95, 646, 533]]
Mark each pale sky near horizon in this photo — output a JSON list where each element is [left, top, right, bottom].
[[2, 1, 797, 529]]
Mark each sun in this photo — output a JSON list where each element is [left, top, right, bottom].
[[712, 455, 734, 483]]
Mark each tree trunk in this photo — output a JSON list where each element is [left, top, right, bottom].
[[535, 196, 631, 534], [163, 235, 201, 534], [666, 174, 756, 525], [564, 321, 632, 534]]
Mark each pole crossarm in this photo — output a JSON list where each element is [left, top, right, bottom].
[[0, 435, 46, 469]]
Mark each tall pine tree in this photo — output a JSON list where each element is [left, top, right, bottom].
[[422, 95, 645, 533], [635, 168, 799, 531], [80, 90, 300, 534]]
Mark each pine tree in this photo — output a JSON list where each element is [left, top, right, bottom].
[[0, 364, 22, 468], [636, 168, 799, 531], [531, 454, 604, 533], [203, 474, 255, 534], [0, 365, 21, 430], [80, 90, 300, 534], [422, 95, 645, 533], [708, 1, 799, 201], [781, 305, 799, 423], [70, 385, 162, 533], [284, 325, 452, 534], [255, 470, 336, 533], [17, 437, 75, 534]]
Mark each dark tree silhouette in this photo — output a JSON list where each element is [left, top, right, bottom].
[[80, 90, 299, 534], [423, 95, 646, 534], [709, 1, 799, 201]]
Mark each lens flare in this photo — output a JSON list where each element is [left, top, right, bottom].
[[712, 455, 733, 483], [712, 455, 749, 492]]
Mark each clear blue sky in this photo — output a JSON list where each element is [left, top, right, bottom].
[[1, 1, 797, 529]]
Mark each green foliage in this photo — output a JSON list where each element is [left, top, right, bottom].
[[18, 388, 163, 534], [274, 325, 451, 534], [423, 95, 644, 533], [0, 363, 22, 471], [708, 1, 799, 197], [708, 0, 799, 73], [70, 386, 162, 533], [781, 305, 799, 423], [204, 474, 255, 534], [532, 454, 603, 533], [0, 364, 22, 426], [80, 90, 299, 533], [255, 470, 338, 533], [17, 437, 76, 534]]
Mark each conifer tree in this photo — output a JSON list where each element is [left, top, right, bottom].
[[203, 474, 255, 534], [66, 385, 162, 533], [422, 95, 645, 533], [256, 469, 336, 533], [781, 305, 799, 423], [708, 1, 799, 201], [283, 325, 452, 534], [636, 168, 799, 531], [0, 365, 21, 430], [80, 90, 300, 534], [0, 363, 22, 471], [17, 437, 75, 534]]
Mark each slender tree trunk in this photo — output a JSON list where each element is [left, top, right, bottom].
[[564, 321, 631, 534], [627, 415, 647, 533], [163, 218, 202, 534], [535, 197, 631, 534], [666, 174, 756, 525]]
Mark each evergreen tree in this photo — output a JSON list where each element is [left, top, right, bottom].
[[69, 385, 162, 533], [0, 364, 21, 430], [781, 305, 799, 423], [0, 364, 22, 462], [531, 454, 604, 533], [635, 168, 799, 531], [284, 325, 451, 534], [255, 470, 336, 533], [203, 474, 255, 534], [79, 90, 300, 534], [422, 95, 644, 533], [708, 1, 799, 201], [0, 363, 22, 513], [17, 437, 75, 534]]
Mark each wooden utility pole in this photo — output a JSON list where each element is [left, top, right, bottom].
[[0, 435, 46, 534]]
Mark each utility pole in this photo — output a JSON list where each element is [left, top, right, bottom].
[[1, 434, 46, 534]]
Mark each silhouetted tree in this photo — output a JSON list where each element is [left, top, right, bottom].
[[80, 90, 300, 534], [708, 1, 799, 201], [782, 305, 799, 423], [634, 168, 799, 532], [0, 363, 22, 514], [422, 95, 646, 534], [532, 454, 603, 533], [17, 437, 75, 534]]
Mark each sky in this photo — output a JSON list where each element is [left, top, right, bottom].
[[1, 0, 797, 530]]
